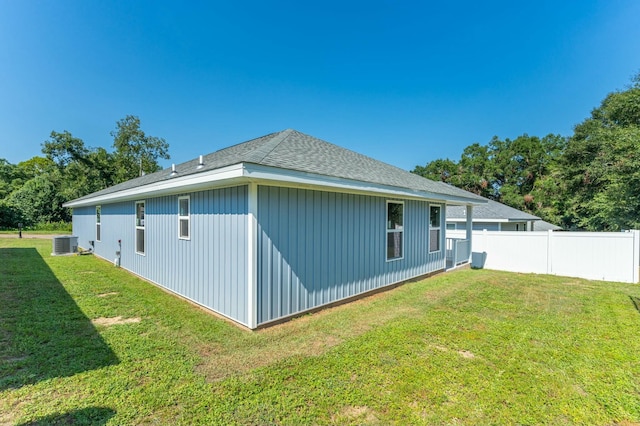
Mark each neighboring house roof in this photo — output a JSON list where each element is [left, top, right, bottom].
[[532, 220, 562, 231], [65, 129, 487, 208], [447, 197, 539, 222]]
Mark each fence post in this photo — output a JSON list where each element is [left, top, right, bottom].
[[482, 229, 487, 252], [546, 230, 553, 275], [452, 239, 457, 268], [466, 205, 473, 263]]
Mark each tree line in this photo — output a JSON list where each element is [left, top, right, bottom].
[[0, 115, 169, 229], [412, 73, 640, 231], [2, 74, 638, 231]]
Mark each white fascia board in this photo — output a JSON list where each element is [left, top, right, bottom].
[[446, 199, 487, 206], [65, 161, 487, 208], [242, 163, 485, 204], [447, 218, 509, 223], [64, 164, 245, 208]]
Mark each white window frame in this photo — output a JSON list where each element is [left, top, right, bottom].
[[96, 205, 101, 242], [429, 204, 441, 253], [178, 196, 190, 240], [386, 200, 404, 261], [135, 200, 145, 255]]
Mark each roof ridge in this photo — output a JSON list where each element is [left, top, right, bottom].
[[251, 129, 294, 163]]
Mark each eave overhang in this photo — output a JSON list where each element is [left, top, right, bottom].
[[446, 218, 535, 223], [63, 162, 487, 208]]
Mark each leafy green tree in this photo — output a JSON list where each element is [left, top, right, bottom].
[[7, 173, 68, 225], [17, 156, 55, 180], [42, 131, 90, 169], [4, 117, 169, 227], [413, 158, 458, 183], [41, 132, 102, 199], [456, 143, 492, 197], [489, 134, 566, 215], [111, 115, 170, 182], [41, 131, 122, 201], [561, 74, 640, 230], [0, 158, 23, 199], [0, 199, 22, 228], [413, 133, 565, 222]]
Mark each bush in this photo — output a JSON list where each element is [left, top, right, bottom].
[[31, 221, 72, 232]]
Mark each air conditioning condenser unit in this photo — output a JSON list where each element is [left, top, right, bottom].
[[52, 236, 78, 256]]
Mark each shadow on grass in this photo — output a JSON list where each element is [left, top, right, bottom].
[[0, 248, 119, 390], [630, 296, 640, 314], [16, 406, 116, 426]]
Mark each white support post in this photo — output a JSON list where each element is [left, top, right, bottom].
[[466, 205, 473, 262], [546, 229, 554, 275], [247, 182, 258, 329]]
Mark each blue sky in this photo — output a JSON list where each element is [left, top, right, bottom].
[[1, 1, 639, 172]]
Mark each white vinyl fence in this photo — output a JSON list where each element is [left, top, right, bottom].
[[446, 229, 640, 283]]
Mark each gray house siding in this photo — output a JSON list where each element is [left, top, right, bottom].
[[72, 185, 249, 325], [448, 221, 530, 231], [256, 185, 445, 325], [472, 222, 499, 231], [448, 221, 500, 231], [500, 222, 527, 231], [72, 206, 97, 248]]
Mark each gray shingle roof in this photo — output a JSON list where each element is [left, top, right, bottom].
[[447, 197, 539, 221], [532, 220, 562, 231], [67, 129, 486, 204]]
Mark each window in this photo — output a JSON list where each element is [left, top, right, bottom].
[[386, 201, 404, 260], [96, 206, 101, 242], [178, 196, 190, 240], [446, 223, 456, 230], [429, 205, 441, 252], [135, 201, 145, 255]]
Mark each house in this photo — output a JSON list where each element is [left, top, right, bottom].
[[446, 197, 541, 231], [64, 129, 485, 329], [532, 219, 562, 231]]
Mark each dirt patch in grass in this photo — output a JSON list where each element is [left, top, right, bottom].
[[331, 405, 379, 424], [458, 350, 475, 359], [433, 344, 476, 359], [97, 292, 118, 298], [92, 316, 141, 326], [196, 332, 347, 381]]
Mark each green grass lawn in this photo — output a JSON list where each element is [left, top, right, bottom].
[[1, 238, 640, 425]]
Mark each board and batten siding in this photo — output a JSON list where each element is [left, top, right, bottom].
[[72, 185, 249, 326], [256, 185, 445, 325], [71, 206, 97, 247]]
